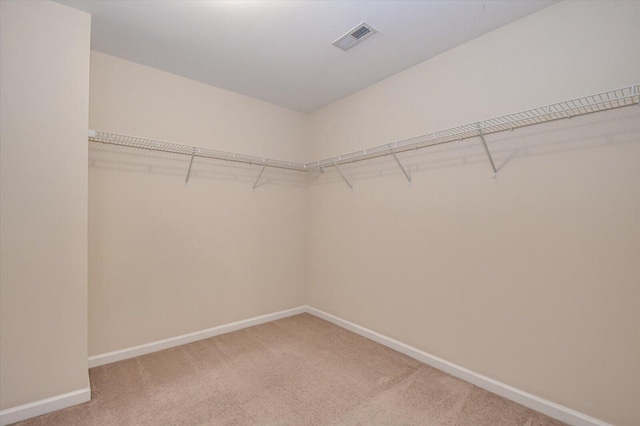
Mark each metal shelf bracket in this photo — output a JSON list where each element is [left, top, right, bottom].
[[334, 163, 353, 190], [478, 125, 498, 178], [185, 148, 196, 185], [253, 164, 267, 190], [391, 149, 412, 185]]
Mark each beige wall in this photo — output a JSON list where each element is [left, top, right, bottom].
[[88, 52, 309, 356], [3, 0, 638, 424], [307, 2, 640, 425], [0, 0, 91, 411]]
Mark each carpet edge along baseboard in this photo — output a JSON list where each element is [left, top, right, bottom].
[[88, 306, 307, 368], [304, 306, 611, 426], [2, 305, 611, 426], [0, 387, 91, 426]]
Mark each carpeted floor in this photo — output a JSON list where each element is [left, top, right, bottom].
[[16, 313, 566, 425]]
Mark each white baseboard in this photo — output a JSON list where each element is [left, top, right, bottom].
[[0, 387, 91, 426], [305, 306, 611, 426], [88, 306, 306, 368], [84, 304, 609, 426]]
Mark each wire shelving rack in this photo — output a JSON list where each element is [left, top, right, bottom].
[[89, 84, 639, 186], [88, 130, 309, 172], [305, 85, 640, 171]]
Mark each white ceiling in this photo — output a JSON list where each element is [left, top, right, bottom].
[[58, 0, 557, 113]]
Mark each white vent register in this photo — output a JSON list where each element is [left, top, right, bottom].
[[333, 22, 377, 51]]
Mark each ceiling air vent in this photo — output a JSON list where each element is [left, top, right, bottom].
[[333, 22, 377, 51]]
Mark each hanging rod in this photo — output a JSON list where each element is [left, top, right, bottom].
[[304, 84, 640, 170], [88, 130, 309, 172]]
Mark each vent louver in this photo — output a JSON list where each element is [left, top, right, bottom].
[[351, 26, 371, 39], [333, 22, 377, 51]]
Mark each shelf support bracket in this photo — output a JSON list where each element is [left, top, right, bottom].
[[334, 163, 353, 190], [185, 149, 196, 185], [253, 164, 267, 190], [392, 149, 411, 185], [478, 127, 498, 178]]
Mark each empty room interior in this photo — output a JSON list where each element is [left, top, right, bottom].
[[1, 0, 639, 425]]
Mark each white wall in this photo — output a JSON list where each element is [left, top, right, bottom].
[[0, 0, 91, 411], [88, 52, 309, 356], [306, 2, 640, 425]]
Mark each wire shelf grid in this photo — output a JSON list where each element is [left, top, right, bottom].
[[88, 84, 639, 174], [89, 131, 309, 172], [305, 84, 640, 169]]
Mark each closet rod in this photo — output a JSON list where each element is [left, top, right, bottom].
[[88, 130, 309, 172], [305, 84, 640, 170]]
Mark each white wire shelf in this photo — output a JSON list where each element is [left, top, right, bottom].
[[88, 130, 309, 172], [304, 84, 640, 170], [88, 84, 639, 181]]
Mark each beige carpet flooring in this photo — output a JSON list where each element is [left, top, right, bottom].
[[16, 313, 566, 425]]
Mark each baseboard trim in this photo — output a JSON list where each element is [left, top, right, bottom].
[[305, 306, 611, 426], [85, 304, 609, 426], [0, 387, 91, 426], [88, 306, 306, 368]]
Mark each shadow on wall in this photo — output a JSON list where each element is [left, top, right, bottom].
[[308, 106, 640, 188]]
